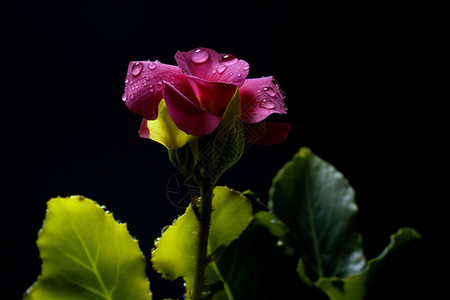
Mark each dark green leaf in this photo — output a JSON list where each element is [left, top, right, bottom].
[[315, 227, 421, 300], [211, 211, 328, 300], [269, 147, 366, 281]]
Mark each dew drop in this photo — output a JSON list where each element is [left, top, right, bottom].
[[154, 237, 160, 246], [131, 62, 144, 77], [263, 87, 277, 97], [243, 64, 249, 71], [259, 99, 276, 109], [161, 225, 170, 235], [121, 93, 127, 101], [158, 81, 163, 86], [216, 65, 227, 74], [148, 62, 157, 70], [191, 48, 210, 64], [220, 54, 238, 65]]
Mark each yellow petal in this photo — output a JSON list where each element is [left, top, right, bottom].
[[147, 100, 199, 149]]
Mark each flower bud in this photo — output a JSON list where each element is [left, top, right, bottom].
[[168, 89, 244, 185]]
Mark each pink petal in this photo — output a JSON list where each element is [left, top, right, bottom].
[[239, 76, 288, 123], [138, 118, 150, 139], [123, 60, 196, 120], [174, 47, 249, 86], [174, 48, 250, 115], [244, 122, 291, 145], [186, 76, 238, 116], [163, 82, 222, 136]]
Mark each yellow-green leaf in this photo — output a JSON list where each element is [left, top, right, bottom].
[[151, 186, 252, 288], [24, 196, 151, 300]]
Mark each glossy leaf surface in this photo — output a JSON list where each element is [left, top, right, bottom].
[[269, 147, 366, 281], [24, 196, 151, 300]]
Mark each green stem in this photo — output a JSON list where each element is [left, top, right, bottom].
[[191, 183, 214, 300]]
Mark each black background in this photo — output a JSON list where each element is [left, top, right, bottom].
[[2, 0, 438, 299]]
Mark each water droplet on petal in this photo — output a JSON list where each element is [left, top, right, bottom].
[[243, 64, 249, 71], [259, 99, 276, 109], [217, 65, 227, 74], [154, 237, 160, 246], [191, 48, 210, 64], [220, 54, 238, 65], [148, 62, 157, 70], [131, 62, 144, 77], [158, 81, 163, 86], [263, 87, 277, 97], [121, 93, 127, 101]]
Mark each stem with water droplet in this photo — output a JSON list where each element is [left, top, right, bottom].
[[191, 182, 214, 300]]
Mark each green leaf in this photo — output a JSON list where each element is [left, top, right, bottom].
[[24, 196, 152, 300], [314, 227, 421, 300], [269, 147, 366, 281], [210, 211, 327, 300], [151, 186, 252, 289]]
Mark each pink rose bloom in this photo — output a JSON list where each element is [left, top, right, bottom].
[[122, 47, 290, 148]]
